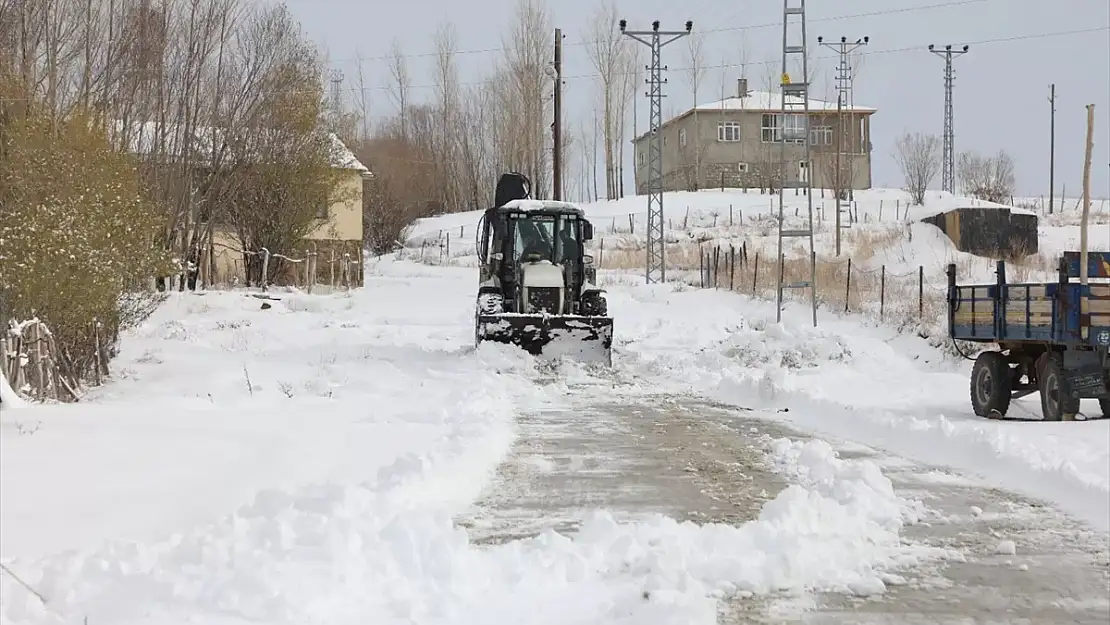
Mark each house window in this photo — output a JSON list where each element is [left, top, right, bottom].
[[782, 115, 807, 143], [737, 162, 749, 173], [810, 125, 833, 146], [315, 193, 330, 219], [717, 121, 741, 142], [679, 128, 687, 147], [638, 151, 645, 167], [761, 113, 806, 143]]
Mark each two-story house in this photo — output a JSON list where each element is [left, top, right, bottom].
[[632, 78, 876, 193]]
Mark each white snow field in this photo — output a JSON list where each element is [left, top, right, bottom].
[[2, 259, 951, 625], [404, 187, 1110, 532]]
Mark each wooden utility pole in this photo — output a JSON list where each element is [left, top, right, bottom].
[[1049, 84, 1056, 214], [552, 28, 563, 201], [1080, 104, 1094, 289]]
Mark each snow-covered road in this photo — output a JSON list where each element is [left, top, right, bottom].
[[1, 258, 1107, 624]]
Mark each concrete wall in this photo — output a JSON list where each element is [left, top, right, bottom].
[[633, 109, 873, 193]]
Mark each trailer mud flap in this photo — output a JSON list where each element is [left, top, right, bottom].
[[477, 313, 613, 365]]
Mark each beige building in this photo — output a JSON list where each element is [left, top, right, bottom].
[[113, 121, 370, 286], [632, 79, 876, 193]]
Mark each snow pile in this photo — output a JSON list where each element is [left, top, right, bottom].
[[0, 432, 945, 625], [0, 265, 548, 561], [610, 283, 1110, 532], [0, 371, 26, 408]]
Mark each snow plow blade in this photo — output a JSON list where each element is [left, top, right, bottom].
[[477, 313, 613, 365]]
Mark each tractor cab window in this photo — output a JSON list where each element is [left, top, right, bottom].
[[513, 215, 578, 264]]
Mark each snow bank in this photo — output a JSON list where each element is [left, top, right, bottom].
[[0, 268, 546, 560], [611, 283, 1110, 532], [0, 371, 26, 408], [0, 429, 948, 625]]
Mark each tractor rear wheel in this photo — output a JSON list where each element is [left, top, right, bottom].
[[970, 351, 1012, 418]]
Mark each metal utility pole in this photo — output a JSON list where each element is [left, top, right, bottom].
[[1048, 84, 1056, 214], [328, 69, 344, 130], [552, 28, 564, 201], [928, 44, 968, 194], [620, 19, 692, 284], [818, 35, 867, 257], [774, 0, 818, 327]]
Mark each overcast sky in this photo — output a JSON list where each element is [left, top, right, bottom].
[[279, 0, 1109, 200]]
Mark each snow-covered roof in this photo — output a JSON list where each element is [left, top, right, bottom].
[[110, 119, 371, 175], [634, 90, 877, 143], [694, 90, 876, 114]]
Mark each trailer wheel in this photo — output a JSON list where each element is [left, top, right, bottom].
[[970, 351, 1012, 418], [1039, 354, 1080, 421]]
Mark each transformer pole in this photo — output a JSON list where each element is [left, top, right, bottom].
[[774, 0, 818, 327], [818, 35, 867, 257], [552, 28, 563, 201], [928, 44, 968, 194], [328, 69, 344, 131], [1048, 83, 1056, 214], [620, 19, 692, 284]]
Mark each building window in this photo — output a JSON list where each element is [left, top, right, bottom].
[[316, 192, 330, 219], [717, 121, 741, 142], [761, 113, 806, 143], [783, 115, 807, 143], [638, 151, 645, 167], [810, 125, 832, 146], [737, 162, 749, 173]]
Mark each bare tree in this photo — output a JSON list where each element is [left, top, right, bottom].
[[386, 37, 410, 141], [957, 150, 1016, 203], [583, 0, 624, 200], [432, 21, 460, 209], [894, 131, 941, 205], [682, 32, 707, 190], [498, 0, 553, 196]]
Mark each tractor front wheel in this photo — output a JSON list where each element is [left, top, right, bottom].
[[581, 292, 608, 317]]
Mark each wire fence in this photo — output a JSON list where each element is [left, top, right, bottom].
[[688, 242, 951, 330], [167, 242, 364, 293]]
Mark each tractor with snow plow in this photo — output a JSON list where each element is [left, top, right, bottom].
[[947, 251, 1110, 421], [473, 173, 613, 365]]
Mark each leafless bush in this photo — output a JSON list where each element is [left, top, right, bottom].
[[893, 132, 941, 205], [957, 150, 1015, 204]]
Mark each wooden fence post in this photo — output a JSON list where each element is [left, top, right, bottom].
[[880, 265, 886, 320], [844, 258, 852, 313], [918, 266, 925, 318]]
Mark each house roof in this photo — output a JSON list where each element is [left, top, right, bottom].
[[110, 119, 371, 175], [633, 90, 877, 143]]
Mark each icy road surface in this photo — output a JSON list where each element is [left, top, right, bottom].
[[1, 258, 1107, 625], [458, 366, 1109, 623]]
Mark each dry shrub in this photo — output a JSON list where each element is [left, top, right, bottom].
[[597, 236, 951, 337]]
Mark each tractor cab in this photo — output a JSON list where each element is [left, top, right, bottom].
[[477, 201, 597, 301]]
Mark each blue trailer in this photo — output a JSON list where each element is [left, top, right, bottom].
[[946, 251, 1110, 420]]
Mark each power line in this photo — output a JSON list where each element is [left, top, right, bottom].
[[321, 0, 992, 66], [334, 25, 1110, 94], [2, 25, 1104, 103]]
